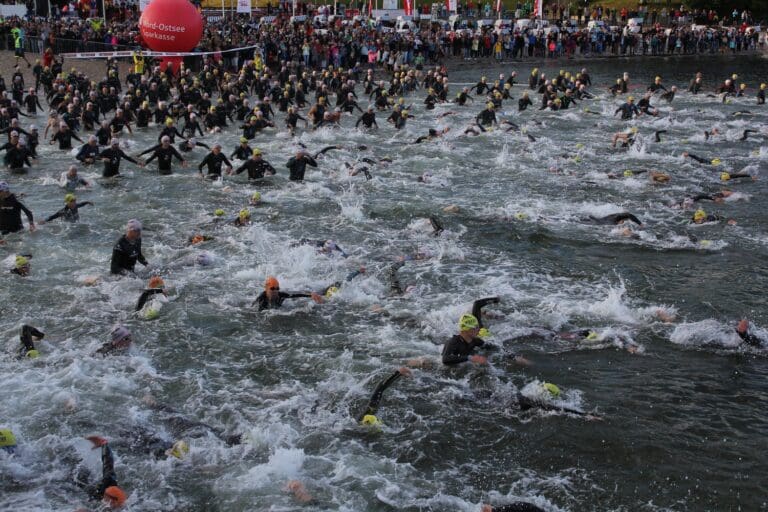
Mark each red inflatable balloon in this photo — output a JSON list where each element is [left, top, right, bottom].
[[139, 0, 203, 52]]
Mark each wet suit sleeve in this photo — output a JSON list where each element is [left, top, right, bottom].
[[20, 324, 44, 351], [517, 392, 587, 416], [234, 160, 249, 175], [472, 297, 500, 329], [198, 153, 211, 171], [118, 149, 139, 165], [85, 444, 118, 500], [136, 288, 164, 311], [305, 155, 318, 167], [16, 197, 33, 223], [685, 153, 709, 164], [171, 146, 184, 162], [45, 207, 67, 222], [357, 370, 403, 421], [442, 336, 470, 365], [737, 329, 763, 347], [139, 144, 160, 157]]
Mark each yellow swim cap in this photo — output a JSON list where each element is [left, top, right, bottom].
[[543, 382, 561, 397], [459, 314, 479, 331], [167, 440, 189, 460], [26, 349, 40, 358], [720, 172, 731, 181], [214, 209, 225, 217], [575, 143, 584, 149], [513, 212, 528, 220], [145, 308, 159, 320], [324, 286, 339, 298], [711, 158, 721, 166], [486, 102, 494, 109], [585, 331, 599, 341], [628, 96, 634, 101], [624, 170, 633, 177], [64, 193, 76, 203], [361, 415, 381, 427], [240, 136, 248, 143], [251, 191, 261, 203], [630, 127, 638, 134], [15, 255, 29, 268], [239, 208, 251, 220], [693, 209, 706, 221], [165, 118, 173, 126], [0, 429, 16, 447], [478, 327, 491, 338], [252, 148, 262, 156]]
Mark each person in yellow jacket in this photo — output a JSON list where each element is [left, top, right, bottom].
[[132, 50, 145, 75]]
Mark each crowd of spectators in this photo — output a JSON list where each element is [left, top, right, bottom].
[[0, 2, 762, 72]]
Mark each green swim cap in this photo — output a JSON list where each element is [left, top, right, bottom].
[[458, 314, 479, 331], [251, 191, 261, 203], [324, 286, 339, 298], [361, 415, 381, 427], [585, 331, 599, 341], [514, 212, 528, 220], [478, 327, 491, 338], [711, 158, 722, 166], [166, 440, 189, 459], [26, 349, 40, 358], [145, 308, 159, 320], [64, 193, 76, 203], [214, 209, 225, 217], [0, 428, 16, 447], [543, 382, 561, 397], [623, 170, 633, 177]]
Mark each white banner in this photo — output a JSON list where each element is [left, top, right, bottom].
[[61, 43, 259, 59], [139, 0, 152, 12], [382, 0, 397, 10], [236, 0, 250, 13], [447, 0, 456, 13]]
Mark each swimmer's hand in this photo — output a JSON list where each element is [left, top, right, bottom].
[[397, 367, 412, 376], [29, 222, 36, 232], [86, 435, 108, 448], [470, 355, 487, 364], [310, 292, 323, 304], [512, 354, 531, 366]]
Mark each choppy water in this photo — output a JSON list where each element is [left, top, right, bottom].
[[2, 55, 768, 511]]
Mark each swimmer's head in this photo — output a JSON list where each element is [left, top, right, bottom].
[[195, 252, 213, 266], [543, 382, 561, 398], [250, 191, 261, 203], [458, 314, 479, 332], [103, 486, 127, 508], [214, 208, 225, 217], [165, 440, 189, 460], [693, 209, 706, 222], [64, 193, 76, 204], [148, 276, 165, 289], [720, 172, 731, 181], [361, 414, 381, 427]]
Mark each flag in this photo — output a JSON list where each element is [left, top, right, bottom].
[[495, 0, 501, 12], [533, 0, 542, 17], [404, 0, 412, 15]]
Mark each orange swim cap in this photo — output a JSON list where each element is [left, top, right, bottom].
[[104, 486, 127, 507], [148, 276, 165, 289], [190, 234, 205, 244], [265, 276, 279, 290]]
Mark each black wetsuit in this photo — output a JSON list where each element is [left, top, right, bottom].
[[143, 144, 184, 175], [18, 324, 44, 358], [110, 235, 147, 274], [588, 213, 642, 225], [76, 444, 118, 502], [476, 109, 497, 127], [615, 102, 640, 120], [5, 146, 32, 170], [517, 392, 587, 416], [231, 145, 252, 160], [76, 143, 101, 164], [286, 155, 318, 181], [442, 335, 494, 365], [0, 193, 33, 233], [253, 290, 313, 311], [234, 158, 276, 180], [491, 504, 546, 512], [355, 112, 378, 128], [357, 370, 403, 422], [737, 327, 763, 347], [99, 147, 140, 178], [45, 202, 92, 222], [136, 288, 164, 311], [198, 152, 232, 178], [52, 130, 82, 150]]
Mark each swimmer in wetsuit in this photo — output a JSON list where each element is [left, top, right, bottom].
[[197, 143, 232, 179], [482, 503, 545, 512], [736, 319, 764, 347], [17, 324, 44, 358], [74, 437, 127, 509], [136, 276, 167, 311], [95, 325, 133, 356], [99, 138, 143, 178], [357, 367, 410, 424], [42, 193, 92, 223], [516, 381, 598, 418], [110, 219, 148, 275], [253, 276, 322, 311], [230, 148, 276, 180], [587, 212, 642, 226], [140, 136, 187, 175]]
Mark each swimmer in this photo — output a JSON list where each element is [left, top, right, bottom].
[[0, 181, 35, 234], [357, 367, 410, 424], [654, 130, 667, 142], [429, 216, 444, 236], [482, 503, 545, 512], [73, 437, 127, 509], [197, 143, 233, 179], [517, 381, 600, 419], [253, 276, 323, 311], [11, 254, 30, 276], [140, 136, 187, 175], [690, 208, 730, 225], [178, 137, 210, 153], [136, 276, 167, 311], [95, 325, 133, 356], [17, 324, 44, 359], [614, 96, 640, 120], [355, 106, 378, 129], [110, 219, 148, 275], [586, 213, 642, 226], [295, 238, 348, 257], [739, 129, 759, 141], [229, 148, 276, 180], [285, 151, 318, 182], [61, 165, 91, 190], [736, 319, 764, 347], [682, 152, 714, 164], [660, 86, 677, 103], [413, 127, 450, 144], [42, 193, 93, 223]]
